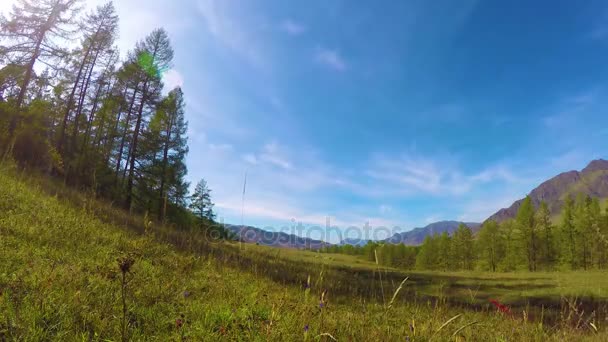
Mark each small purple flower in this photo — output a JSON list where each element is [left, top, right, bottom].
[[304, 324, 309, 332], [319, 301, 324, 309], [183, 290, 190, 298]]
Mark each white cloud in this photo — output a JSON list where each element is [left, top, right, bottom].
[[163, 69, 184, 91], [315, 47, 347, 71], [281, 19, 306, 35]]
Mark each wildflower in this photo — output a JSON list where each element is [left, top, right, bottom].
[[489, 299, 511, 314], [319, 288, 328, 309], [183, 290, 190, 298], [304, 324, 309, 332], [175, 318, 183, 329]]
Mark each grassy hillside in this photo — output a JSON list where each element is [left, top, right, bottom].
[[1, 166, 607, 341]]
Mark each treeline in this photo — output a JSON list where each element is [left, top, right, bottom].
[[0, 1, 228, 237], [323, 196, 608, 272]]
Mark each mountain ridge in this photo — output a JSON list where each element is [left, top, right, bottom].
[[486, 159, 608, 222]]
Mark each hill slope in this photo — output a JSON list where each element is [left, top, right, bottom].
[[487, 159, 608, 222], [1, 166, 606, 340]]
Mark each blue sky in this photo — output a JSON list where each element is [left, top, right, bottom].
[[3, 0, 608, 241]]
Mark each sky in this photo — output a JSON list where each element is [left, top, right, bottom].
[[2, 0, 608, 242]]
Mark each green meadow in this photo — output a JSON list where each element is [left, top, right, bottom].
[[1, 166, 607, 341]]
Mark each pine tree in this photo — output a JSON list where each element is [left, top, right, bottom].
[[190, 179, 215, 222]]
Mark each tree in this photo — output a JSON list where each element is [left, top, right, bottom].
[[190, 179, 215, 221], [573, 195, 592, 270], [124, 28, 174, 210], [499, 219, 525, 271], [477, 220, 503, 272], [437, 232, 452, 271], [57, 1, 118, 156], [154, 87, 188, 221], [452, 224, 474, 270], [517, 196, 537, 271], [0, 0, 80, 153], [559, 195, 577, 269], [535, 201, 554, 270], [416, 235, 437, 270]]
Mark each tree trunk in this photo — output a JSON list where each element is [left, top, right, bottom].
[[114, 84, 140, 183], [71, 48, 101, 156], [158, 111, 174, 221], [58, 45, 92, 153], [125, 80, 150, 210]]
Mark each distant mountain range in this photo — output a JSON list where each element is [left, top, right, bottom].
[[337, 221, 481, 246], [227, 159, 608, 248], [487, 159, 608, 222], [384, 221, 481, 245], [224, 224, 330, 249]]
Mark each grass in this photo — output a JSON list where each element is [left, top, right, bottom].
[[1, 164, 607, 340]]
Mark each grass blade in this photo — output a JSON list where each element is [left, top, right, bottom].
[[452, 321, 480, 337], [388, 276, 409, 309]]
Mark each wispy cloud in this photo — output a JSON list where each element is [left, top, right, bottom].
[[195, 0, 265, 67], [281, 19, 306, 35], [315, 47, 347, 71], [259, 142, 292, 170]]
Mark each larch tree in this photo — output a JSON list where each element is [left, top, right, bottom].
[[559, 195, 577, 269], [57, 1, 118, 157], [516, 196, 537, 271], [124, 28, 174, 211], [452, 224, 474, 270], [0, 0, 81, 154], [535, 201, 554, 270], [477, 220, 503, 272]]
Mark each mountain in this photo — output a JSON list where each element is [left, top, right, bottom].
[[339, 238, 369, 247], [487, 159, 608, 222], [224, 224, 331, 249], [382, 221, 481, 245]]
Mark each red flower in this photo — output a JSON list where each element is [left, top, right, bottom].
[[176, 318, 183, 329], [489, 299, 511, 314]]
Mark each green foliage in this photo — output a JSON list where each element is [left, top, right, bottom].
[[477, 220, 503, 272], [0, 2, 213, 238]]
